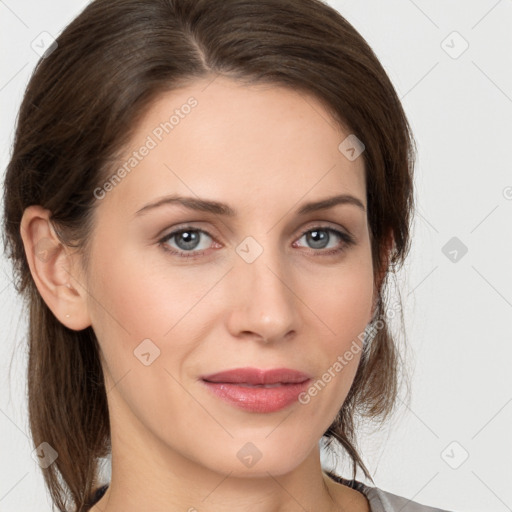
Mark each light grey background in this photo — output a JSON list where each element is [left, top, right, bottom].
[[1, 1, 511, 511]]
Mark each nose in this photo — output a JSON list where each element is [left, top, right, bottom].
[[225, 242, 301, 345]]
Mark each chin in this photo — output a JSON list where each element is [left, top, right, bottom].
[[197, 438, 313, 478]]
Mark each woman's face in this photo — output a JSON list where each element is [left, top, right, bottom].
[[79, 76, 375, 477]]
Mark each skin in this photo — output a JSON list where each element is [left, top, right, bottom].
[[19, 75, 392, 511]]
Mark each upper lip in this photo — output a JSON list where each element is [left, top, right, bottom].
[[201, 367, 312, 385]]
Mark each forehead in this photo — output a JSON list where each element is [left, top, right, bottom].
[[99, 76, 366, 217]]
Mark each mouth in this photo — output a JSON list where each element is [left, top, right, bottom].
[[199, 367, 312, 413]]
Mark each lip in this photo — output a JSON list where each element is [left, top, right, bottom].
[[200, 367, 312, 413], [201, 367, 312, 385]]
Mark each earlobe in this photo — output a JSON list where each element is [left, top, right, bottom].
[[19, 205, 92, 331]]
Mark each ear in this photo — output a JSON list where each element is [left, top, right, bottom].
[[19, 205, 92, 330], [370, 229, 395, 320]]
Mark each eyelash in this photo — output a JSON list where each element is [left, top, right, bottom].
[[158, 224, 356, 260]]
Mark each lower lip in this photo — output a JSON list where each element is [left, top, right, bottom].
[[201, 380, 311, 413]]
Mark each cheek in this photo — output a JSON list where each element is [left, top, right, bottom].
[[301, 250, 374, 342], [86, 245, 218, 398], [297, 253, 374, 411], [86, 252, 207, 443], [88, 243, 199, 341]]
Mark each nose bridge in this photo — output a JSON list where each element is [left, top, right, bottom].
[[229, 232, 298, 340]]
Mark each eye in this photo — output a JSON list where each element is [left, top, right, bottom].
[[159, 227, 215, 258], [293, 226, 356, 256], [158, 224, 355, 259]]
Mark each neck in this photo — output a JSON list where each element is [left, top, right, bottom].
[[93, 428, 352, 512]]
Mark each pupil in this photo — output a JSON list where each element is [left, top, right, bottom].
[[308, 230, 328, 249], [177, 231, 199, 250]]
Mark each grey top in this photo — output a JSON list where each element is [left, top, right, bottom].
[[325, 471, 454, 512]]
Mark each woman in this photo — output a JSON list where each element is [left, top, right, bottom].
[[3, 0, 452, 510]]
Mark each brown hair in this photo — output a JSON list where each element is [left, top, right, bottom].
[[2, 0, 415, 510]]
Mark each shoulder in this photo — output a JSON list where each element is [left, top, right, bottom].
[[324, 470, 454, 512], [364, 485, 454, 512]]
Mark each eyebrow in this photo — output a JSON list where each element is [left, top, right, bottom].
[[134, 193, 366, 217]]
